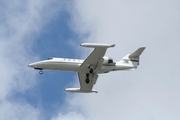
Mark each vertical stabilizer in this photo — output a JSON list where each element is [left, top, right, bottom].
[[129, 47, 146, 58], [129, 47, 146, 66], [119, 47, 146, 67]]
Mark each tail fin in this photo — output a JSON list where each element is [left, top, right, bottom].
[[120, 47, 146, 67], [129, 47, 146, 66]]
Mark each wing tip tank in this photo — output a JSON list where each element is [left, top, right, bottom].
[[65, 88, 98, 93], [80, 43, 115, 48]]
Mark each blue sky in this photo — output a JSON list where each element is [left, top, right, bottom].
[[1, 0, 180, 120], [32, 10, 79, 118], [0, 0, 81, 119], [26, 3, 81, 119]]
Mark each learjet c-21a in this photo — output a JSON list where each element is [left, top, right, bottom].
[[28, 43, 146, 93]]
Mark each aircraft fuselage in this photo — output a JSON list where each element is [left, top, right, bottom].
[[28, 57, 136, 74]]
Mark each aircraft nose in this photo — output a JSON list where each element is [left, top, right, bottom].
[[28, 63, 34, 67], [28, 63, 36, 68], [28, 62, 43, 68]]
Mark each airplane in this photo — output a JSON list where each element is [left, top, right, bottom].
[[28, 43, 146, 93]]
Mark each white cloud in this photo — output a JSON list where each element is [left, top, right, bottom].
[[0, 0, 66, 119], [0, 101, 42, 120], [51, 111, 86, 120], [53, 0, 180, 120]]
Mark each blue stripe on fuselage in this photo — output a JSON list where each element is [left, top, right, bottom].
[[122, 59, 139, 62], [130, 60, 139, 62]]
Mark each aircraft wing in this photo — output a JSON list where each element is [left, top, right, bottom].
[[78, 72, 98, 92], [79, 43, 115, 92], [65, 43, 115, 93], [80, 43, 115, 71]]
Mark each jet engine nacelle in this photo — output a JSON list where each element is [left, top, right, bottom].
[[103, 56, 114, 65]]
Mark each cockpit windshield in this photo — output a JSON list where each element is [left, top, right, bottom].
[[47, 58, 53, 60]]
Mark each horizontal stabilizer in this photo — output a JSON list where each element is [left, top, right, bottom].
[[129, 47, 146, 58], [65, 88, 98, 93], [81, 43, 115, 48]]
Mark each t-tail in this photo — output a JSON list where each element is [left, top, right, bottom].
[[120, 47, 146, 67]]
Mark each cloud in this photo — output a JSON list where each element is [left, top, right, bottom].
[[53, 0, 180, 120], [0, 101, 41, 120], [51, 111, 86, 120], [0, 0, 66, 119], [2, 0, 179, 119]]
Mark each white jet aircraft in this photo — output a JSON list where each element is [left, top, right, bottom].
[[28, 43, 146, 93]]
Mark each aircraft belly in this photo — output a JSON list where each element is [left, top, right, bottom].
[[43, 62, 80, 71], [99, 64, 135, 73], [56, 64, 80, 71], [114, 65, 134, 70], [43, 63, 56, 69]]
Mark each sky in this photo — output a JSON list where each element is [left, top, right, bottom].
[[0, 0, 180, 120]]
